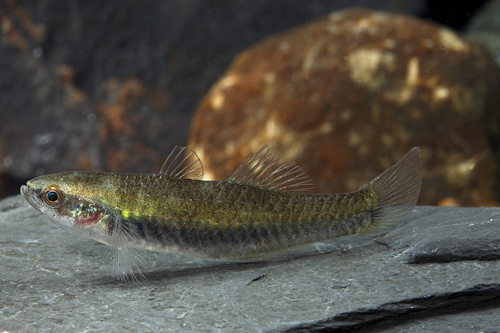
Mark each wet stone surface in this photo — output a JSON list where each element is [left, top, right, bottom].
[[1, 195, 499, 332]]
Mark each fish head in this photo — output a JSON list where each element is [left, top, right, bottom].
[[21, 172, 117, 244]]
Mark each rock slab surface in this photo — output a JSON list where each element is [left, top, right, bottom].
[[1, 195, 499, 332]]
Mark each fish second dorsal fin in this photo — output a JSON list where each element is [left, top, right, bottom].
[[159, 146, 204, 180], [229, 145, 315, 192]]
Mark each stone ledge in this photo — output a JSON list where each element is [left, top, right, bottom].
[[1, 195, 499, 332]]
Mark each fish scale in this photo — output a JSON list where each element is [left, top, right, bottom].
[[81, 179, 351, 254]]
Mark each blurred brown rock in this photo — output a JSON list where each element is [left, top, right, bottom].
[[188, 8, 500, 206]]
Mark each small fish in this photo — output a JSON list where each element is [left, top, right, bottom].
[[21, 145, 422, 279]]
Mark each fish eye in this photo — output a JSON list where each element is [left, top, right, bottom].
[[42, 186, 65, 207]]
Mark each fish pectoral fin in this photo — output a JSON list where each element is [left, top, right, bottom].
[[159, 146, 204, 180], [228, 144, 316, 192]]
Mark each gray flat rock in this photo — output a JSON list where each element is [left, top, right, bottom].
[[1, 195, 499, 332]]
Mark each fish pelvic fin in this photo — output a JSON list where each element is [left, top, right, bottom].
[[107, 245, 146, 282], [103, 215, 147, 282], [360, 147, 422, 233]]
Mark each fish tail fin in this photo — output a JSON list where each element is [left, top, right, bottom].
[[360, 147, 422, 233]]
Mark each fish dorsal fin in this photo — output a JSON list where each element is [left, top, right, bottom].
[[159, 146, 204, 180], [229, 145, 315, 192]]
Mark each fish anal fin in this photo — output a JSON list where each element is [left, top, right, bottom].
[[159, 146, 204, 180], [229, 144, 316, 193]]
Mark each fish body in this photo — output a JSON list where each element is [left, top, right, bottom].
[[21, 145, 422, 276]]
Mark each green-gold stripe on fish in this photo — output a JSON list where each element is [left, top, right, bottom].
[[21, 144, 422, 279]]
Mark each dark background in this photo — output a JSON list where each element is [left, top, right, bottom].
[[0, 0, 490, 199]]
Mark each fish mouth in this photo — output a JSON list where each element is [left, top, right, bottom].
[[20, 185, 28, 197], [20, 185, 42, 212], [20, 185, 31, 202]]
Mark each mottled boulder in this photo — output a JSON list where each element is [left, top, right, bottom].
[[188, 8, 500, 206], [0, 0, 423, 199]]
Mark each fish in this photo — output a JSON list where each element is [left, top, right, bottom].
[[21, 145, 422, 279]]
